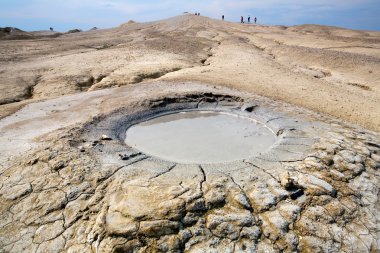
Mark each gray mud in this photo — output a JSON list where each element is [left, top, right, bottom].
[[125, 111, 277, 163]]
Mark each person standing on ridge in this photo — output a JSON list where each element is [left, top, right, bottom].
[[248, 16, 251, 23], [222, 15, 224, 21], [241, 16, 244, 23], [254, 17, 257, 24]]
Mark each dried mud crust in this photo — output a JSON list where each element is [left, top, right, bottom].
[[0, 93, 379, 253]]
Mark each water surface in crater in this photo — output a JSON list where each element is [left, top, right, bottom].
[[125, 111, 276, 163]]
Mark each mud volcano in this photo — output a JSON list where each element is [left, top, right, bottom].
[[0, 13, 380, 253], [125, 111, 277, 163], [0, 84, 379, 253]]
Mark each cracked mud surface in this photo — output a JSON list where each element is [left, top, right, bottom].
[[0, 82, 379, 252]]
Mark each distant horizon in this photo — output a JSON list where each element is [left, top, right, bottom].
[[1, 0, 380, 32], [3, 14, 380, 33]]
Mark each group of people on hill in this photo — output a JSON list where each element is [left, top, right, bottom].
[[240, 15, 257, 24], [194, 12, 257, 24], [221, 15, 257, 24]]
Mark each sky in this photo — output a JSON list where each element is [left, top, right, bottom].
[[1, 0, 380, 32]]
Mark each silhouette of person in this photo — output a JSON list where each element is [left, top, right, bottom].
[[222, 15, 224, 21], [241, 16, 244, 23], [254, 17, 257, 24], [248, 16, 251, 23]]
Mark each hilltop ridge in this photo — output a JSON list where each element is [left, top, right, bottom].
[[0, 14, 379, 130]]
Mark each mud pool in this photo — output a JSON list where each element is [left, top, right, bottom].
[[125, 111, 277, 163]]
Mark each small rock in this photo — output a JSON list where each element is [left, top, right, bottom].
[[119, 152, 142, 161], [26, 157, 39, 165], [280, 172, 292, 188], [290, 189, 304, 200], [101, 134, 112, 140], [241, 104, 257, 112], [276, 128, 284, 136]]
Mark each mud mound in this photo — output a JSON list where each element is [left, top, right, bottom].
[[0, 27, 63, 40], [66, 28, 82, 34], [0, 27, 34, 40], [0, 83, 379, 252], [119, 20, 137, 28]]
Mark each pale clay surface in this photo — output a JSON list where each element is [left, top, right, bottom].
[[0, 15, 379, 253], [1, 15, 379, 131]]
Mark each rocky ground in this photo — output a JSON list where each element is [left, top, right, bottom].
[[0, 15, 379, 252]]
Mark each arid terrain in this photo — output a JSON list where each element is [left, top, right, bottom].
[[1, 15, 380, 130], [0, 15, 379, 252]]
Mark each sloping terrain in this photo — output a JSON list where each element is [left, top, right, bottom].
[[0, 15, 379, 253], [0, 15, 379, 130]]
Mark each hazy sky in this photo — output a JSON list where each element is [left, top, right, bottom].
[[1, 0, 379, 32]]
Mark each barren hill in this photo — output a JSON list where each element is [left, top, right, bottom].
[[0, 15, 379, 130]]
